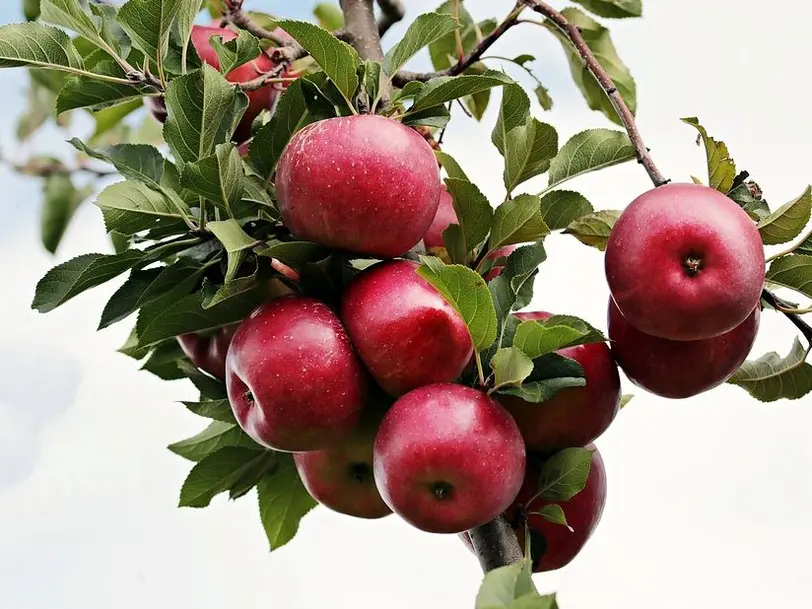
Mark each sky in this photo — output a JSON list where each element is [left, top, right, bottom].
[[1, 1, 812, 608]]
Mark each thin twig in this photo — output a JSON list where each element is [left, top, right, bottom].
[[519, 0, 668, 187], [10, 160, 115, 178], [762, 289, 812, 345], [376, 0, 406, 36], [393, 3, 525, 87]]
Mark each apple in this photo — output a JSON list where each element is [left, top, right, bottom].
[[340, 259, 473, 396], [275, 114, 442, 258], [483, 245, 518, 282], [294, 401, 392, 519], [607, 298, 760, 399], [225, 295, 366, 452], [423, 187, 457, 249], [497, 311, 621, 451], [177, 326, 236, 380], [605, 183, 765, 341], [149, 25, 287, 143], [373, 383, 526, 534], [461, 444, 606, 572]]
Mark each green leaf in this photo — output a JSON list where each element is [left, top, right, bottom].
[[728, 339, 812, 402], [620, 394, 634, 409], [498, 376, 586, 404], [411, 71, 513, 113], [475, 559, 538, 609], [95, 180, 188, 235], [490, 194, 550, 249], [169, 421, 261, 462], [137, 290, 263, 348], [443, 177, 494, 257], [247, 79, 311, 179], [98, 259, 207, 329], [181, 143, 244, 215], [563, 209, 622, 251], [56, 61, 146, 113], [40, 0, 105, 48], [24, 0, 42, 21], [488, 242, 547, 326], [208, 219, 258, 283], [313, 3, 344, 30], [256, 240, 325, 267], [177, 0, 204, 72], [538, 190, 594, 230], [534, 504, 570, 528], [766, 254, 812, 299], [257, 455, 319, 551], [383, 13, 458, 76], [490, 347, 534, 390], [492, 83, 530, 155], [546, 129, 635, 190], [32, 251, 143, 313], [274, 19, 360, 101], [0, 22, 84, 71], [537, 447, 594, 501], [117, 0, 181, 69], [41, 173, 90, 254], [416, 256, 498, 351], [680, 117, 736, 193], [400, 103, 451, 129], [435, 150, 469, 181], [513, 315, 605, 359], [210, 29, 261, 74], [546, 8, 636, 125], [179, 447, 272, 508], [164, 65, 249, 166], [504, 117, 558, 193], [572, 0, 643, 19], [69, 139, 164, 187], [757, 186, 812, 245], [183, 398, 236, 424]]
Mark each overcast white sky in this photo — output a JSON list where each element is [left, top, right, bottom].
[[1, 1, 812, 608]]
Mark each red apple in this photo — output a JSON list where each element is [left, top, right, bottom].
[[190, 25, 286, 142], [605, 183, 765, 341], [497, 311, 621, 451], [607, 298, 760, 399], [423, 187, 457, 249], [483, 245, 519, 282], [177, 326, 235, 380], [275, 115, 442, 258], [340, 259, 473, 397], [294, 404, 392, 519], [373, 383, 526, 534], [461, 444, 606, 572], [225, 295, 366, 452]]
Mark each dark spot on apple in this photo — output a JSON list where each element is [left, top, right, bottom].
[[244, 390, 255, 405], [430, 481, 454, 501], [682, 253, 704, 277], [349, 462, 371, 484]]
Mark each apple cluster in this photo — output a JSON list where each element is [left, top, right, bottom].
[[176, 112, 617, 573], [605, 183, 766, 399]]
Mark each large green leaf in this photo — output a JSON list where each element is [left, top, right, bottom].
[[490, 347, 534, 392], [504, 117, 558, 193], [117, 0, 181, 70], [164, 65, 249, 166], [538, 190, 594, 230], [95, 180, 188, 235], [210, 29, 261, 74], [169, 421, 261, 462], [383, 12, 458, 76], [40, 0, 106, 49], [257, 455, 319, 551], [490, 195, 550, 249], [70, 138, 165, 187], [546, 129, 635, 190], [179, 447, 274, 508], [513, 315, 605, 359], [183, 398, 236, 424], [274, 19, 360, 101], [537, 447, 594, 501], [417, 256, 498, 351], [32, 251, 144, 313], [680, 117, 736, 193], [563, 209, 622, 251], [757, 186, 812, 245], [0, 22, 84, 71], [766, 254, 812, 299], [728, 339, 812, 402], [410, 71, 513, 113], [546, 8, 636, 125], [56, 61, 147, 113], [180, 143, 244, 215]]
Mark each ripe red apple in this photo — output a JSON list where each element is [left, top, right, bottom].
[[497, 311, 621, 451], [340, 259, 473, 396], [177, 326, 236, 380], [275, 115, 442, 258], [483, 245, 519, 282], [225, 295, 366, 452], [373, 383, 526, 534], [423, 187, 457, 249], [461, 444, 606, 572], [607, 298, 760, 399], [605, 183, 765, 341], [294, 404, 392, 519]]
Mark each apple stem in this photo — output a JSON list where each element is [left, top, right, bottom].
[[468, 516, 525, 573]]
